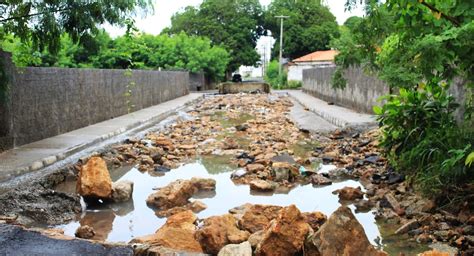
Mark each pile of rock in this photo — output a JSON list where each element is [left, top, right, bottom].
[[130, 204, 386, 256]]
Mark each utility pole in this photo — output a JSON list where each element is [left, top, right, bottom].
[[275, 15, 289, 76]]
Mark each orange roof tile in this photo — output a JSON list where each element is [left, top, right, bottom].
[[292, 50, 339, 62]]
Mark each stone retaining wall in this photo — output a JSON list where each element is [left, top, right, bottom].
[[0, 51, 189, 149]]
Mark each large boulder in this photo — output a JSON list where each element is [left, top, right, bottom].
[[256, 205, 311, 256], [146, 178, 215, 211], [76, 157, 112, 199], [196, 214, 250, 254], [239, 204, 283, 233], [146, 179, 195, 209], [111, 180, 134, 202], [130, 210, 203, 253], [307, 206, 387, 256]]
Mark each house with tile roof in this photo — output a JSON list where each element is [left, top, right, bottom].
[[287, 50, 338, 81]]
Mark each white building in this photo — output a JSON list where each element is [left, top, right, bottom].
[[287, 50, 338, 81]]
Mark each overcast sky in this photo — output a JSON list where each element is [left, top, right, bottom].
[[104, 0, 364, 37]]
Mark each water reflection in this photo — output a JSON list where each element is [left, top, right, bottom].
[[57, 158, 381, 246]]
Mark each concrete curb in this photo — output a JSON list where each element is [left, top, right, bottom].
[[0, 94, 204, 182], [284, 90, 378, 131]]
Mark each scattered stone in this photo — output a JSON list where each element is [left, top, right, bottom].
[[333, 186, 364, 201], [256, 205, 310, 256], [416, 233, 433, 243], [384, 193, 405, 216], [191, 177, 216, 191], [146, 179, 195, 210], [249, 180, 276, 192], [246, 163, 265, 173], [146, 178, 216, 211], [235, 124, 249, 131], [231, 169, 247, 178], [223, 138, 238, 150], [354, 199, 375, 212], [111, 180, 134, 202], [139, 155, 154, 166], [306, 206, 387, 256], [327, 168, 350, 179], [272, 162, 297, 181], [76, 157, 113, 199], [387, 172, 404, 184], [75, 225, 95, 239], [271, 153, 296, 164], [364, 155, 380, 165], [196, 214, 250, 254], [395, 219, 420, 235], [311, 174, 332, 186], [153, 166, 170, 173], [405, 198, 436, 216], [462, 225, 474, 235], [218, 241, 252, 256]]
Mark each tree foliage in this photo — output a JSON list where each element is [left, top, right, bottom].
[[164, 0, 264, 73], [0, 0, 153, 54], [264, 0, 339, 60], [264, 60, 286, 89], [94, 32, 230, 80], [339, 0, 474, 89], [2, 31, 230, 81], [336, 0, 474, 197]]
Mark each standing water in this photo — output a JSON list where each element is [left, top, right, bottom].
[[54, 157, 426, 254]]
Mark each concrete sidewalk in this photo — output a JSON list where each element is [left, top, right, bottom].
[[285, 90, 377, 130], [0, 93, 203, 182]]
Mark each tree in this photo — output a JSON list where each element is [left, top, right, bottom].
[[330, 4, 394, 89], [341, 0, 474, 88], [264, 0, 339, 60], [91, 32, 230, 81], [0, 1, 153, 55], [164, 0, 264, 74], [337, 0, 474, 197]]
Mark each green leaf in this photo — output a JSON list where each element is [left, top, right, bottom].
[[466, 152, 474, 167], [373, 105, 383, 115]]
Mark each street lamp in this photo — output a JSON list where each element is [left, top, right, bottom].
[[275, 15, 289, 76]]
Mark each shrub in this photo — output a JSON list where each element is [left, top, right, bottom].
[[374, 82, 474, 196], [287, 80, 302, 89], [264, 60, 287, 89]]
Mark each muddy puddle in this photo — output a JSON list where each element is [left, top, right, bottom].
[[54, 157, 426, 255]]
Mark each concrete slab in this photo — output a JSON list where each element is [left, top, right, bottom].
[[284, 90, 377, 130], [289, 98, 338, 133], [0, 224, 133, 255], [0, 93, 202, 182]]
